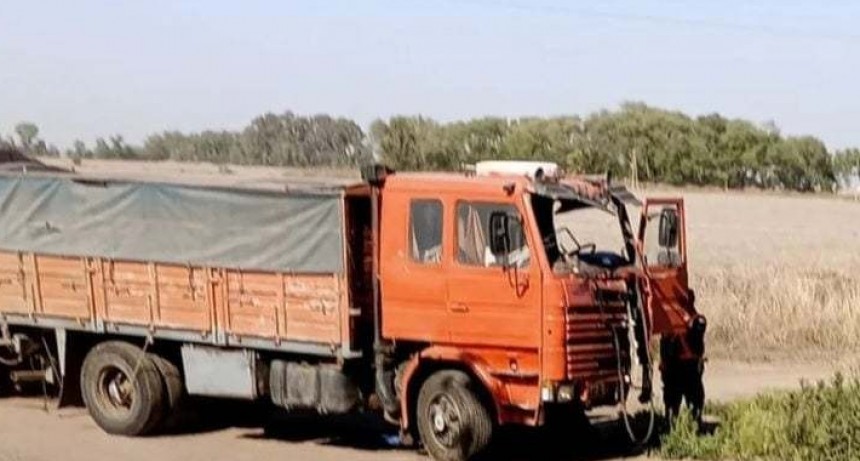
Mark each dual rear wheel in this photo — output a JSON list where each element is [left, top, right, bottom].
[[80, 341, 184, 436]]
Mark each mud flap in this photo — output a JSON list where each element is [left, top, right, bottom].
[[57, 360, 83, 408], [56, 329, 84, 408]]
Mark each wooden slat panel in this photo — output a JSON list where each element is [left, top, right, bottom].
[[37, 255, 89, 319], [34, 255, 83, 273], [103, 260, 152, 325], [0, 252, 28, 313], [222, 270, 343, 344], [283, 275, 340, 343], [0, 297, 28, 313], [155, 264, 209, 331], [0, 250, 347, 353], [225, 271, 279, 339]]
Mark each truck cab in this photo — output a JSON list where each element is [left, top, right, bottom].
[[369, 162, 706, 460]]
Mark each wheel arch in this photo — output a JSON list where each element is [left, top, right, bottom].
[[399, 347, 504, 435]]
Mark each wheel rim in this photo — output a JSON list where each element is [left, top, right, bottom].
[[427, 393, 462, 448], [97, 366, 134, 414]]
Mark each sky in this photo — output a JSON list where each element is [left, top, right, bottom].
[[0, 0, 858, 150]]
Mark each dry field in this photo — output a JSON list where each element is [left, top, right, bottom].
[[36, 158, 860, 359], [675, 189, 860, 359]]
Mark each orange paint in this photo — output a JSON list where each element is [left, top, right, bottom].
[[378, 172, 700, 428]]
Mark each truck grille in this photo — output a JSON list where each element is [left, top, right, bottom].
[[565, 287, 630, 381]]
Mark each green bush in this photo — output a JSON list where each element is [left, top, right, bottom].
[[661, 373, 860, 460]]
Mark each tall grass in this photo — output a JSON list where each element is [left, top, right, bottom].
[[661, 374, 860, 460], [694, 264, 860, 358]]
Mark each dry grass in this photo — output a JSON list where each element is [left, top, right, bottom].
[[672, 190, 860, 359], [696, 265, 860, 358], [35, 158, 860, 359]]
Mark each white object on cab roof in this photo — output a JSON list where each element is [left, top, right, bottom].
[[474, 160, 560, 180]]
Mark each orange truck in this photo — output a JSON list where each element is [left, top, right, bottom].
[[0, 161, 706, 460]]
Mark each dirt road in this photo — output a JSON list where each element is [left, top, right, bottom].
[[0, 358, 846, 461]]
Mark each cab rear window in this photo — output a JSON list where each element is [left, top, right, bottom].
[[409, 199, 443, 264]]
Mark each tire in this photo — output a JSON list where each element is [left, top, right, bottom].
[[80, 341, 165, 436], [416, 370, 493, 461], [148, 352, 187, 432]]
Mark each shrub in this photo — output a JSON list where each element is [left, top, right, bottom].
[[661, 373, 860, 460]]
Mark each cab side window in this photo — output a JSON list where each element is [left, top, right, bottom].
[[456, 202, 530, 268], [643, 204, 683, 268], [409, 199, 443, 264]]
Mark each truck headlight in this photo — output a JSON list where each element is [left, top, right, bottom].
[[557, 384, 576, 403], [541, 384, 555, 402]]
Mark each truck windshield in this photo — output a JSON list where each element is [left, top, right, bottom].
[[531, 194, 632, 274]]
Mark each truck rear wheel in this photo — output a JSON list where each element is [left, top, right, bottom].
[[81, 341, 165, 436], [147, 352, 186, 432], [416, 370, 493, 461]]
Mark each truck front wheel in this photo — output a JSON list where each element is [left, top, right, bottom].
[[416, 370, 493, 461], [81, 341, 165, 436]]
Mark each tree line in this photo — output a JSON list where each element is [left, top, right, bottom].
[[2, 103, 858, 192], [1, 113, 370, 168], [370, 103, 851, 192]]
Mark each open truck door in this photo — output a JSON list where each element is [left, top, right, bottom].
[[638, 198, 694, 335], [638, 198, 706, 420]]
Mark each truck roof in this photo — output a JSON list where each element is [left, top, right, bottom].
[[383, 171, 533, 194], [382, 171, 639, 210]]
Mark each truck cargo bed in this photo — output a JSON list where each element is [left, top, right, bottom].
[[0, 252, 356, 356], [0, 172, 368, 358]]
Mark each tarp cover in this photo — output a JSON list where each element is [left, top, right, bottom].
[[0, 174, 345, 273]]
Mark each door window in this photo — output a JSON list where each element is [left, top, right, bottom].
[[409, 199, 443, 264], [642, 204, 683, 268], [456, 202, 530, 268]]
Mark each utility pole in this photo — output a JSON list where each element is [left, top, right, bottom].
[[630, 147, 639, 190]]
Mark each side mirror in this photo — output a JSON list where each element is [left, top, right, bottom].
[[489, 211, 512, 259], [658, 208, 679, 248]]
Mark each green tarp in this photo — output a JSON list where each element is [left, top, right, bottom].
[[0, 174, 345, 273]]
